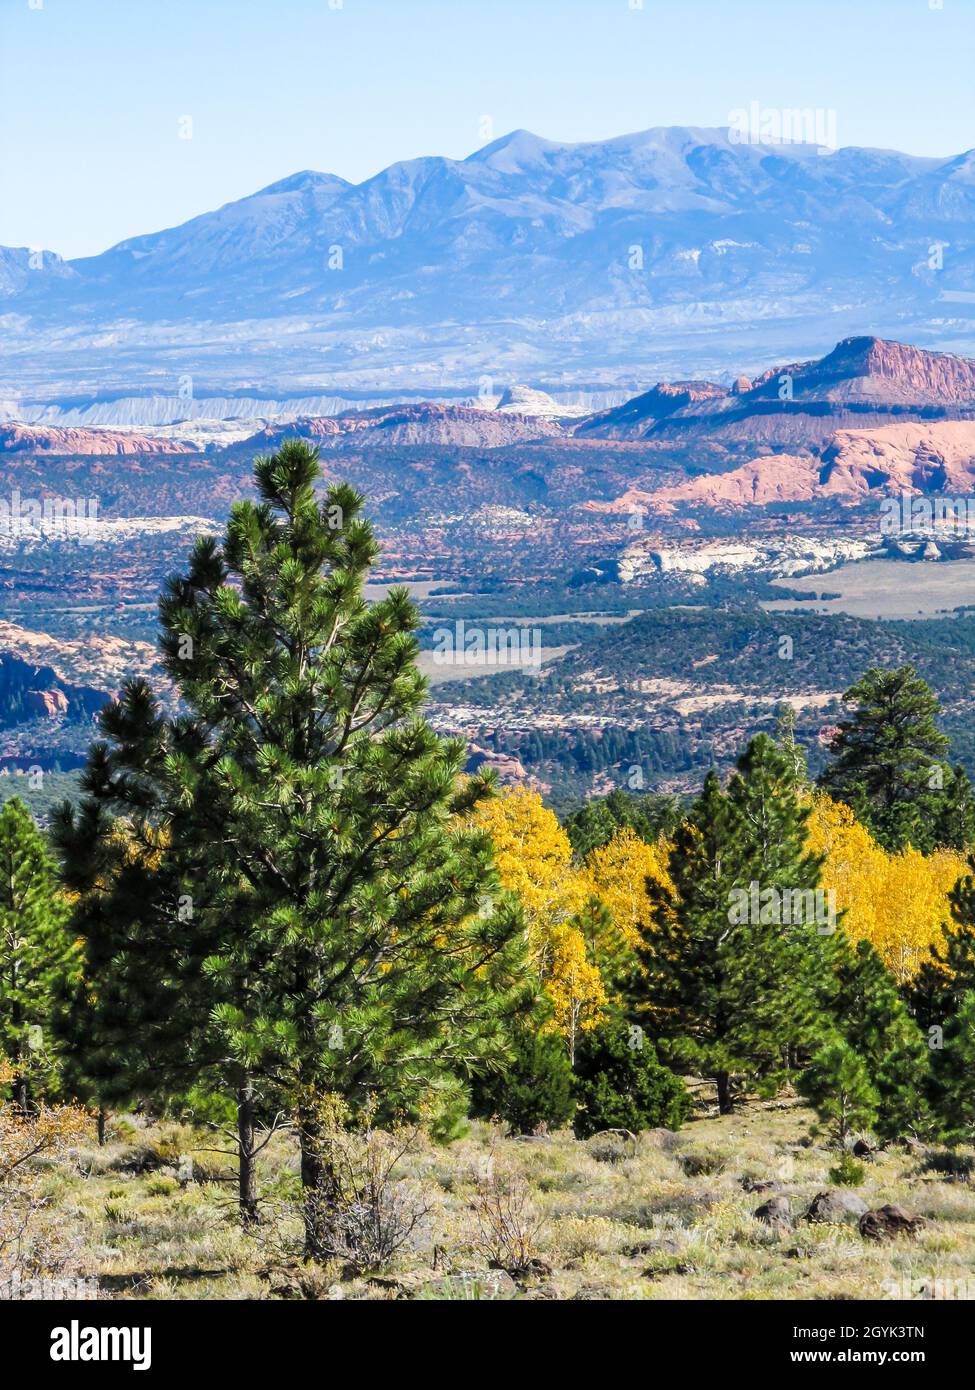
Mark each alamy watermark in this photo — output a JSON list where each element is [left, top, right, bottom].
[[0, 489, 100, 543], [50, 1319, 150, 1370], [728, 103, 837, 152], [728, 881, 837, 934], [431, 620, 542, 669], [881, 1274, 975, 1301], [2, 1272, 98, 1301], [880, 491, 975, 539]]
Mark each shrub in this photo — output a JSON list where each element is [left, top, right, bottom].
[[145, 1176, 179, 1197], [0, 1059, 92, 1297], [587, 1132, 636, 1164], [471, 1169, 545, 1276], [471, 1025, 575, 1135], [828, 1152, 866, 1187], [678, 1145, 729, 1178], [316, 1171, 429, 1273], [572, 1025, 691, 1139], [300, 1102, 430, 1274], [920, 1149, 975, 1180]]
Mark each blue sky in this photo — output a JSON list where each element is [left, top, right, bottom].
[[1, 0, 972, 259]]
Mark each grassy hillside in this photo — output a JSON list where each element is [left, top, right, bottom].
[[29, 1096, 970, 1301]]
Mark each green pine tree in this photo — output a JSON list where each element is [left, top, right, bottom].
[[797, 1039, 879, 1146], [55, 810, 207, 1145], [0, 798, 81, 1111], [572, 1022, 691, 1138], [470, 1017, 576, 1136], [725, 732, 829, 1070], [930, 990, 975, 1146], [930, 764, 975, 851], [638, 736, 826, 1114], [818, 666, 967, 852], [910, 854, 975, 1033], [563, 788, 683, 858], [775, 703, 809, 792], [831, 939, 931, 1140], [54, 440, 533, 1246]]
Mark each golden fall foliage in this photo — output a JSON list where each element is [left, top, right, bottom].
[[586, 827, 672, 958], [1, 1054, 92, 1290], [478, 785, 967, 1034], [808, 793, 966, 984], [474, 791, 679, 1047], [472, 787, 606, 1045]]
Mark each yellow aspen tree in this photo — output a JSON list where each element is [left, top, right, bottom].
[[808, 793, 964, 983], [873, 846, 967, 985], [585, 826, 672, 975], [473, 787, 606, 1042], [543, 922, 607, 1064]]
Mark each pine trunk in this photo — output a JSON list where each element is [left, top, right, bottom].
[[298, 1106, 339, 1261], [715, 1071, 734, 1114], [237, 1084, 259, 1226], [12, 1075, 29, 1118], [97, 1107, 107, 1147]]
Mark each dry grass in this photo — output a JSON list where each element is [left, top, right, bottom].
[[12, 1098, 975, 1301]]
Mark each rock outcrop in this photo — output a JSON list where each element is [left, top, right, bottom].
[[754, 1195, 794, 1233], [582, 419, 975, 515], [246, 404, 565, 450], [788, 336, 975, 404], [578, 338, 975, 447], [0, 649, 109, 726], [577, 380, 726, 440], [465, 746, 528, 784], [804, 1190, 869, 1225], [495, 385, 586, 419], [613, 534, 878, 583], [0, 621, 160, 693], [0, 424, 195, 456], [24, 689, 69, 719]]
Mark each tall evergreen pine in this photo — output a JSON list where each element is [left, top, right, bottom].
[[728, 731, 829, 1054], [0, 797, 80, 1111], [54, 441, 533, 1247], [55, 817, 205, 1146], [639, 736, 825, 1113], [930, 991, 975, 1145], [819, 666, 970, 852], [910, 854, 975, 1031]]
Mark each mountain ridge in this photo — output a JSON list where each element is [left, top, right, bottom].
[[5, 334, 975, 458], [5, 126, 975, 407], [579, 336, 975, 446]]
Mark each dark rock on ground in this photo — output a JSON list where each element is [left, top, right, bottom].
[[754, 1194, 793, 1231], [859, 1205, 927, 1241]]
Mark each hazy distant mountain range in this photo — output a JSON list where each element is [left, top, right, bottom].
[[4, 127, 975, 423]]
